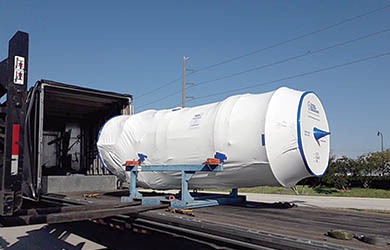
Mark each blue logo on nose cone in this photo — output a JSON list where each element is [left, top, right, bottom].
[[313, 127, 330, 141], [308, 101, 319, 114]]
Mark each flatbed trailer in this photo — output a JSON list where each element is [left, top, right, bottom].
[[2, 190, 389, 250], [1, 31, 389, 250]]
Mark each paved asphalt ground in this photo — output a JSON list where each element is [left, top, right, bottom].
[[244, 193, 390, 211], [1, 194, 389, 249]]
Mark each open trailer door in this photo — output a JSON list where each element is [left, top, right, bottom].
[[26, 80, 132, 197]]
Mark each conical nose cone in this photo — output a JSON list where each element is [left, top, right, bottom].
[[313, 127, 330, 141]]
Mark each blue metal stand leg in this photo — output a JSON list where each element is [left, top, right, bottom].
[[121, 168, 142, 203], [181, 171, 195, 202], [129, 170, 142, 200]]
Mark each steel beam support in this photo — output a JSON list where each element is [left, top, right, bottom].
[[181, 170, 195, 202], [120, 162, 244, 209]]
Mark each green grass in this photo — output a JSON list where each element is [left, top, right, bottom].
[[207, 186, 390, 199]]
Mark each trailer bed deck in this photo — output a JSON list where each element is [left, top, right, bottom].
[[2, 190, 390, 249]]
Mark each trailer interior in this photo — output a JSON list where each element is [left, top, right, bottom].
[[25, 80, 132, 197]]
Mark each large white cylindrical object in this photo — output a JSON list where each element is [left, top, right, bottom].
[[97, 87, 330, 189]]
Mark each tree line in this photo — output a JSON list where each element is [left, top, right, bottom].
[[305, 149, 390, 190]]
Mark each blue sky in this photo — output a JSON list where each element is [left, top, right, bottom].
[[1, 1, 389, 158]]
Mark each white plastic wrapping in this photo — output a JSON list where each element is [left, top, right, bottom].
[[97, 87, 330, 189]]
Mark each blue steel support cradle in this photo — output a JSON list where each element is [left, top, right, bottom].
[[181, 170, 195, 202], [126, 165, 142, 201], [121, 153, 245, 209]]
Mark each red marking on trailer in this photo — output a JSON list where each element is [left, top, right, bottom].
[[11, 124, 20, 175], [12, 125, 20, 154]]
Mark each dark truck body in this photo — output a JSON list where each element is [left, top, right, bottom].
[[0, 32, 388, 250], [0, 32, 132, 215]]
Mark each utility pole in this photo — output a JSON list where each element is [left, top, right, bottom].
[[377, 131, 384, 152], [182, 56, 189, 108]]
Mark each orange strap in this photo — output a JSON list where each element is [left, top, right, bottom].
[[123, 159, 141, 166], [204, 158, 221, 165]]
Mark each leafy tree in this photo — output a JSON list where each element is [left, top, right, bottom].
[[375, 149, 390, 175], [356, 149, 390, 188], [319, 149, 390, 189], [356, 154, 376, 188], [321, 155, 357, 190]]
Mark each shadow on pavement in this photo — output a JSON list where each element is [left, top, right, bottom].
[[1, 224, 85, 250], [1, 221, 212, 250], [0, 237, 9, 249]]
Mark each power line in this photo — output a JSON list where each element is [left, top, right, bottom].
[[136, 71, 196, 99], [137, 76, 181, 99], [192, 4, 390, 73], [137, 28, 389, 110], [135, 89, 181, 110], [135, 4, 390, 100], [187, 52, 390, 102], [189, 28, 390, 89]]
